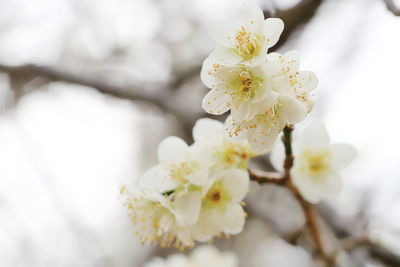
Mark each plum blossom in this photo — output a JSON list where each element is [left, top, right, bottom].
[[122, 118, 253, 248], [224, 51, 318, 152], [144, 245, 238, 267], [201, 58, 275, 120], [192, 118, 255, 169], [191, 169, 249, 241], [207, 1, 283, 66], [121, 188, 197, 249], [271, 121, 357, 203]]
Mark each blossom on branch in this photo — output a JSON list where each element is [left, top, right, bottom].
[[225, 51, 317, 152], [271, 121, 357, 203], [121, 118, 252, 249], [202, 1, 318, 152], [207, 1, 283, 66]]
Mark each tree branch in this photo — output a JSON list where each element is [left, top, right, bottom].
[[383, 0, 400, 16], [249, 125, 332, 265], [266, 0, 324, 51], [0, 64, 172, 109], [248, 169, 285, 184]]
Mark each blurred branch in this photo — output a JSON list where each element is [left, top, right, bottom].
[[267, 0, 324, 50], [340, 236, 400, 267], [383, 0, 400, 16], [0, 64, 171, 110]]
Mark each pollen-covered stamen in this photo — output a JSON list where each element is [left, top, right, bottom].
[[214, 140, 252, 168], [168, 162, 195, 182], [123, 194, 194, 249], [232, 26, 262, 59], [301, 150, 331, 177], [230, 69, 263, 106]]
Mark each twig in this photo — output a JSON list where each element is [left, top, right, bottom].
[[248, 169, 285, 185], [249, 125, 332, 265], [383, 0, 400, 16], [281, 125, 327, 260]]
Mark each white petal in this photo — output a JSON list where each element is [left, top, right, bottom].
[[322, 172, 343, 197], [283, 50, 300, 72], [247, 120, 283, 153], [139, 165, 178, 193], [224, 116, 248, 143], [330, 143, 357, 170], [186, 168, 209, 187], [157, 136, 190, 165], [299, 120, 330, 149], [222, 204, 246, 235], [200, 57, 220, 88], [278, 95, 307, 124], [220, 169, 250, 202], [174, 191, 202, 226], [231, 101, 263, 122], [263, 18, 284, 48], [202, 89, 232, 115], [208, 20, 236, 47], [298, 71, 318, 91], [235, 0, 264, 24], [208, 45, 243, 66], [262, 56, 284, 76], [292, 170, 342, 204], [192, 118, 223, 143], [235, 1, 265, 32], [292, 172, 322, 204]]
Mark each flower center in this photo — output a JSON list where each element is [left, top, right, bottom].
[[203, 180, 231, 210], [299, 149, 331, 178], [211, 191, 221, 202], [230, 69, 263, 106], [214, 141, 251, 169], [169, 162, 194, 182], [233, 26, 260, 59]]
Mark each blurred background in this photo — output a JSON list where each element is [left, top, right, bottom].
[[0, 0, 400, 266]]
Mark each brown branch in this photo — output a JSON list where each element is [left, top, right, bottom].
[[248, 169, 285, 185], [266, 0, 324, 51], [383, 0, 400, 16], [281, 125, 328, 261], [286, 179, 327, 258], [249, 125, 332, 265], [0, 64, 172, 109]]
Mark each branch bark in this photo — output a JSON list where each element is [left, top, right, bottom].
[[0, 64, 172, 110], [266, 0, 324, 51], [249, 125, 332, 265], [383, 0, 400, 16]]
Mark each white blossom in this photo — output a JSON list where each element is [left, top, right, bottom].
[[207, 1, 283, 66], [271, 120, 357, 203], [191, 168, 249, 241], [144, 245, 238, 267], [122, 118, 253, 248], [201, 58, 276, 120], [120, 188, 197, 249], [192, 118, 255, 169], [225, 51, 318, 152]]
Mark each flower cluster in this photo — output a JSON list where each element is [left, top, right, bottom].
[[271, 121, 357, 203], [144, 245, 238, 267], [201, 1, 318, 152], [121, 118, 254, 249]]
